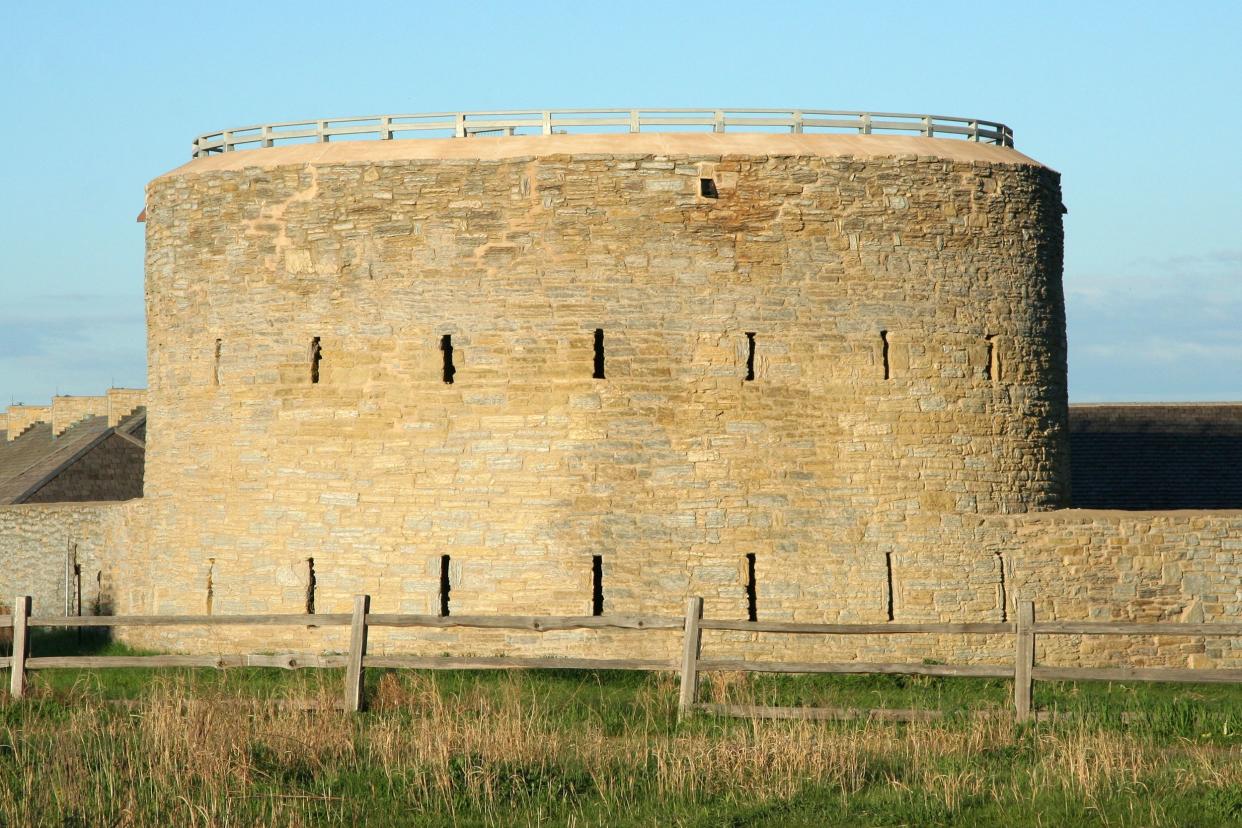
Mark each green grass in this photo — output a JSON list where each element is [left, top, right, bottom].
[[1, 634, 1240, 826]]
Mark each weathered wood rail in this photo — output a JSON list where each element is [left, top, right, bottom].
[[191, 108, 1015, 157], [2, 595, 1239, 719]]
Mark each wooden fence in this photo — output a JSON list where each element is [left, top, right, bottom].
[[2, 595, 1240, 720]]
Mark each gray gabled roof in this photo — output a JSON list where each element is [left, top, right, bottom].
[[1069, 403, 1242, 510], [0, 408, 145, 504]]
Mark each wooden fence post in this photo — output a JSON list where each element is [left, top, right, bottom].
[[343, 594, 370, 713], [1014, 600, 1035, 722], [678, 596, 704, 719], [10, 596, 31, 700]]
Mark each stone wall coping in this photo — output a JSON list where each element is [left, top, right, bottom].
[[158, 132, 1047, 182]]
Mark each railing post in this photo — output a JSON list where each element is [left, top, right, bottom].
[[677, 596, 704, 719], [542, 111, 552, 136], [923, 114, 933, 137], [343, 594, 370, 713], [791, 111, 804, 134], [713, 110, 725, 133], [629, 109, 640, 133], [379, 116, 392, 141], [317, 121, 328, 144], [455, 113, 466, 139], [9, 596, 31, 700], [1014, 600, 1035, 722]]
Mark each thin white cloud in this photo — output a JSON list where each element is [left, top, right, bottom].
[[0, 292, 145, 402], [1067, 249, 1242, 401]]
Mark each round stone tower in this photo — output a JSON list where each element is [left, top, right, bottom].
[[137, 109, 1067, 640]]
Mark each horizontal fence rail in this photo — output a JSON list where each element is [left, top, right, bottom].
[[696, 660, 1013, 678], [3, 595, 1239, 718], [699, 619, 1014, 634], [191, 108, 1015, 157]]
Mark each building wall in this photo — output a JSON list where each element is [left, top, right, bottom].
[[135, 135, 1069, 642], [1005, 510, 1242, 668], [0, 500, 144, 616], [22, 434, 146, 503], [84, 504, 1240, 669]]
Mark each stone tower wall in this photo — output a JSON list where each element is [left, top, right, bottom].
[[131, 134, 1069, 653]]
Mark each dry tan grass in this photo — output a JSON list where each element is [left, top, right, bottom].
[[0, 672, 1237, 826]]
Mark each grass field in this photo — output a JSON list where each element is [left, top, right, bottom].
[[1, 631, 1240, 826]]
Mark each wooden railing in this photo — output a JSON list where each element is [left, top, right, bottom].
[[3, 595, 1239, 719], [191, 108, 1015, 157]]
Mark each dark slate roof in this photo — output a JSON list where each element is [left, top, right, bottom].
[[1069, 404, 1242, 510], [0, 408, 146, 504]]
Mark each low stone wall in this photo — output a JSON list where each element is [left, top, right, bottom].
[[1007, 510, 1242, 668], [0, 501, 144, 615], [1, 499, 1235, 669], [98, 506, 1241, 670]]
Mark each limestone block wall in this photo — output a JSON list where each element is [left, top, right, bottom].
[[132, 134, 1068, 651], [5, 406, 51, 441], [107, 388, 147, 427], [52, 396, 109, 437], [0, 500, 144, 616], [95, 504, 1241, 668], [795, 508, 1242, 668], [2, 499, 1235, 668], [1006, 510, 1242, 668]]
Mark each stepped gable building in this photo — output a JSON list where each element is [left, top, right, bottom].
[[0, 391, 146, 505], [1, 109, 1238, 668]]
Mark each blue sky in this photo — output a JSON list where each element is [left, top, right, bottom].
[[1, 0, 1239, 403]]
